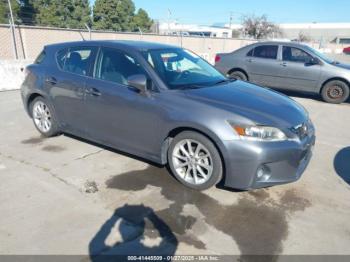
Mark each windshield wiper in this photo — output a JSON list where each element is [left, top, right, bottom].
[[212, 79, 235, 86], [175, 84, 206, 90]]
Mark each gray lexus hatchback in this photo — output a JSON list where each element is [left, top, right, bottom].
[[21, 40, 315, 191]]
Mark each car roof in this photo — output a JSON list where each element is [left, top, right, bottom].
[[45, 40, 179, 51], [250, 41, 310, 48]]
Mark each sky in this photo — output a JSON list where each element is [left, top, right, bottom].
[[91, 0, 350, 25]]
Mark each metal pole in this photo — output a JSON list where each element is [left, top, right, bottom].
[[138, 27, 143, 40], [84, 23, 91, 40], [8, 0, 18, 59]]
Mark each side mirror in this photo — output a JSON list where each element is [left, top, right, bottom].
[[127, 74, 148, 94]]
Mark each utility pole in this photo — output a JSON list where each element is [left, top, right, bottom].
[[229, 12, 233, 29], [8, 0, 18, 59], [229, 12, 233, 38], [167, 9, 172, 35]]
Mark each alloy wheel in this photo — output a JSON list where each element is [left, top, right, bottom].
[[33, 101, 52, 133], [172, 139, 213, 185]]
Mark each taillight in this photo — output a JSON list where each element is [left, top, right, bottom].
[[215, 54, 221, 63], [23, 67, 30, 79]]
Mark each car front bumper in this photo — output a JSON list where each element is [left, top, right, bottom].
[[221, 132, 315, 190]]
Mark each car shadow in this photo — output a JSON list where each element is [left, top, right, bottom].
[[334, 147, 350, 186], [64, 133, 164, 168], [89, 204, 178, 261]]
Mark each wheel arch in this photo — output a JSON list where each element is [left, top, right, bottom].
[[320, 77, 350, 94], [160, 126, 226, 183], [227, 68, 249, 80], [26, 93, 44, 117]]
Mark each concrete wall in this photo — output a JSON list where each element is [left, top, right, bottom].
[[0, 60, 30, 91]]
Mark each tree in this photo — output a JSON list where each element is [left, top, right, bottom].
[[19, 0, 36, 25], [241, 15, 281, 39], [93, 0, 135, 31], [34, 0, 91, 29], [131, 8, 152, 32], [0, 0, 20, 24], [297, 31, 312, 42]]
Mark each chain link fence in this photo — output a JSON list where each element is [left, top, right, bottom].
[[0, 24, 257, 63]]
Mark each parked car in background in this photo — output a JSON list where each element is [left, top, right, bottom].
[[21, 40, 315, 191], [344, 46, 350, 55], [215, 41, 350, 104]]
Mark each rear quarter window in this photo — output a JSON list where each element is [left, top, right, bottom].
[[246, 48, 254, 57], [34, 50, 46, 64]]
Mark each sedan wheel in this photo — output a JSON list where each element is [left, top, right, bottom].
[[30, 97, 60, 137], [321, 80, 349, 104], [229, 70, 247, 81], [168, 131, 223, 190]]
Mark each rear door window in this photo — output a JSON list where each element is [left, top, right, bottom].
[[57, 46, 96, 76], [253, 45, 278, 59]]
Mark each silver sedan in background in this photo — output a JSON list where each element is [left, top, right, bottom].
[[215, 41, 350, 104]]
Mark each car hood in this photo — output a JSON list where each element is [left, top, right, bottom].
[[333, 62, 350, 70], [183, 81, 308, 128]]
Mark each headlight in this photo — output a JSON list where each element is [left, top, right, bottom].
[[232, 125, 287, 141]]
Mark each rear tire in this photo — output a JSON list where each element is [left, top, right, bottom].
[[321, 80, 349, 104], [30, 96, 60, 137], [229, 70, 247, 81], [167, 131, 223, 191]]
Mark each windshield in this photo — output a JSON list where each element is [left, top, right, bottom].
[[304, 45, 335, 64], [142, 48, 226, 89]]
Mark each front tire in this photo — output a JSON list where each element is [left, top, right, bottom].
[[30, 96, 60, 137], [321, 80, 349, 104], [168, 131, 223, 191]]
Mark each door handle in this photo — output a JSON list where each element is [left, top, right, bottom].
[[247, 58, 253, 63], [86, 87, 101, 97], [280, 62, 287, 67], [45, 76, 57, 85]]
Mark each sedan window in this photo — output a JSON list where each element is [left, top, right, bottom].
[[57, 47, 95, 76], [253, 45, 278, 59], [246, 48, 254, 57], [283, 46, 313, 63], [94, 47, 146, 85]]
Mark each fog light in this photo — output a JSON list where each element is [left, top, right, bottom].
[[256, 165, 271, 182]]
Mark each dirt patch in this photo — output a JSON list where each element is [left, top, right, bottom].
[[83, 180, 99, 194], [106, 166, 312, 257], [21, 136, 44, 145], [279, 189, 311, 213], [248, 189, 271, 201], [42, 145, 65, 152]]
